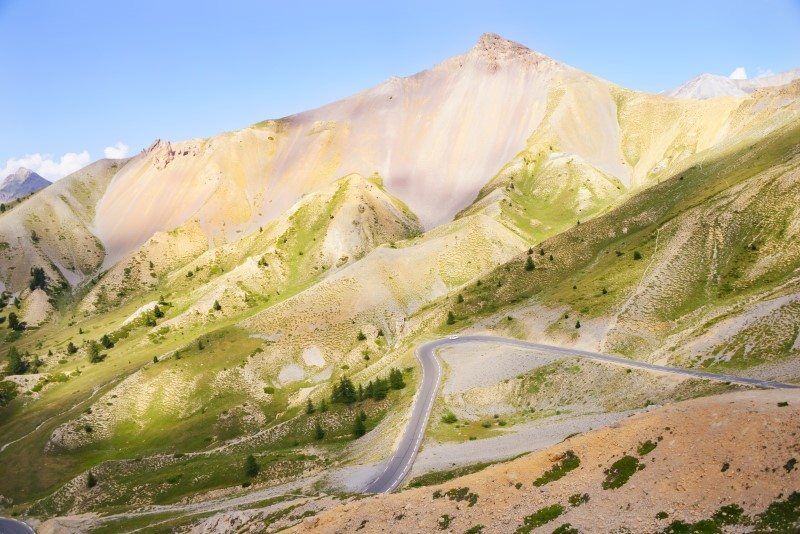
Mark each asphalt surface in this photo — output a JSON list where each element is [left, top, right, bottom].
[[0, 518, 35, 534], [363, 334, 799, 493]]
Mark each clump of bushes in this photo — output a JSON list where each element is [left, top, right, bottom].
[[602, 455, 644, 489], [516, 504, 564, 532], [533, 450, 580, 487]]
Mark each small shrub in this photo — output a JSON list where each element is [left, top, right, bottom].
[[86, 471, 97, 488], [602, 455, 644, 489], [778, 401, 789, 407], [552, 524, 579, 534], [356, 330, 367, 341], [784, 458, 797, 473], [568, 493, 589, 507], [637, 440, 658, 456], [516, 504, 564, 532], [656, 511, 669, 520], [633, 250, 643, 260], [721, 462, 730, 472], [441, 411, 457, 424], [446, 311, 456, 325], [533, 450, 580, 486], [438, 514, 453, 530]]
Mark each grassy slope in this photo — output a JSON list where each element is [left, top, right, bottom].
[[449, 119, 800, 366]]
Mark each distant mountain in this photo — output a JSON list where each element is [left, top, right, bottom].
[[666, 67, 800, 99], [0, 167, 50, 203]]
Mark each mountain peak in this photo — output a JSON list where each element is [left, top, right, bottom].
[[470, 32, 532, 59], [465, 32, 557, 71], [0, 167, 50, 203]]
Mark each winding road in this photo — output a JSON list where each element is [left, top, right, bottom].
[[363, 334, 800, 493], [0, 518, 35, 534]]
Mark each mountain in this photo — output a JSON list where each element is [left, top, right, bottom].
[[1, 33, 800, 531], [0, 167, 50, 203], [666, 67, 800, 99]]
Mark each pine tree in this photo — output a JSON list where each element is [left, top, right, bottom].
[[6, 346, 28, 374], [153, 305, 164, 318], [446, 311, 455, 325], [389, 368, 406, 390], [88, 341, 105, 363], [306, 398, 315, 415], [0, 381, 18, 407], [356, 330, 367, 341], [100, 334, 114, 349], [29, 266, 47, 291], [319, 399, 328, 412], [198, 339, 205, 351], [66, 341, 78, 354], [457, 294, 464, 304], [352, 413, 366, 438], [7, 312, 21, 331], [86, 471, 97, 488], [373, 378, 389, 400], [575, 320, 581, 329], [314, 420, 325, 440], [244, 454, 260, 477], [331, 376, 357, 404], [212, 300, 222, 311], [524, 256, 535, 271]]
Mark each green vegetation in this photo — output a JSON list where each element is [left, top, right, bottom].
[[533, 450, 580, 486], [408, 461, 495, 488], [637, 439, 658, 456], [441, 411, 458, 424], [431, 486, 479, 507], [568, 493, 589, 507], [552, 524, 580, 534], [352, 411, 366, 438], [29, 266, 47, 291], [516, 504, 565, 533], [0, 380, 18, 407], [244, 454, 260, 477], [602, 455, 644, 489]]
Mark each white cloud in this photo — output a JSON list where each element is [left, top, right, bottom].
[[104, 142, 130, 159], [729, 67, 748, 80], [1, 151, 91, 181]]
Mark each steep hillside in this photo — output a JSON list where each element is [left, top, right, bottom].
[[451, 116, 800, 379], [45, 34, 795, 276], [301, 389, 800, 533], [0, 159, 123, 293]]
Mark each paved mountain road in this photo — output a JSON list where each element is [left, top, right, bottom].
[[363, 335, 800, 493], [0, 518, 35, 534]]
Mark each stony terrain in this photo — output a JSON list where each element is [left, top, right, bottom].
[[300, 389, 800, 533]]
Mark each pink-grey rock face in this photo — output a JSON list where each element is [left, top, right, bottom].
[[0, 167, 50, 203]]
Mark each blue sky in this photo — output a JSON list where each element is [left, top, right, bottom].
[[2, 0, 799, 180]]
